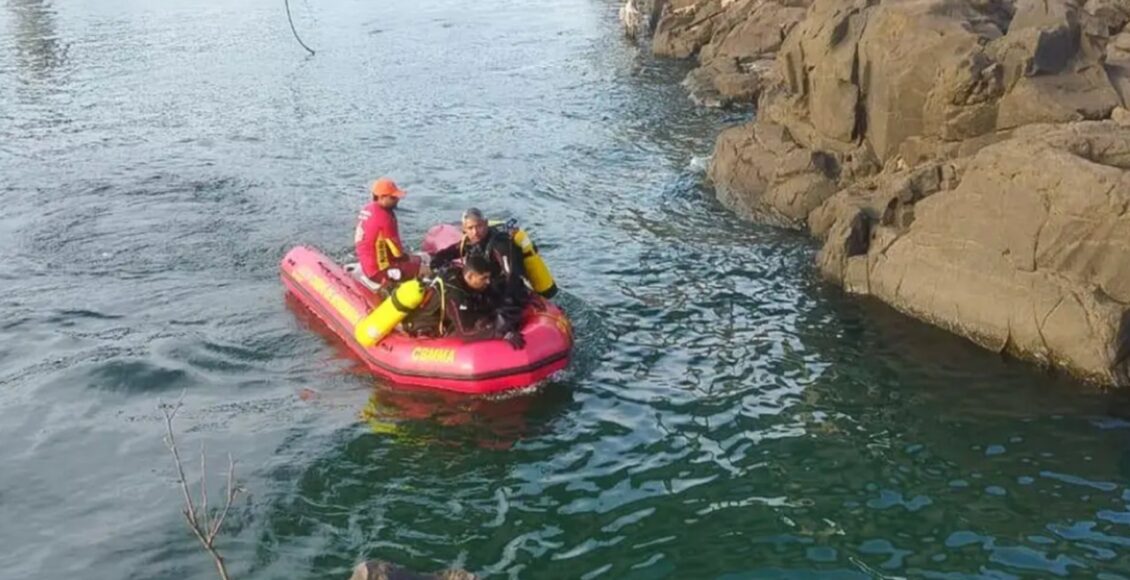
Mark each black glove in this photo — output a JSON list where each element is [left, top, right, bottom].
[[503, 330, 526, 350]]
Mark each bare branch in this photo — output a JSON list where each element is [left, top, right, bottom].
[[162, 398, 198, 529], [184, 511, 210, 549], [200, 443, 210, 534], [160, 396, 235, 580], [208, 453, 239, 543]]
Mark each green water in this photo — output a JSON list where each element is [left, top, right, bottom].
[[2, 0, 1130, 578]]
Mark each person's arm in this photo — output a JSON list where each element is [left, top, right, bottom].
[[430, 241, 463, 271]]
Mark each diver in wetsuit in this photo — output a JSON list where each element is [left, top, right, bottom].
[[402, 255, 526, 349], [430, 207, 531, 322]]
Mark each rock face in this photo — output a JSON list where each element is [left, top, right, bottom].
[[651, 0, 809, 106], [620, 0, 668, 41], [644, 0, 1130, 386], [817, 123, 1130, 384]]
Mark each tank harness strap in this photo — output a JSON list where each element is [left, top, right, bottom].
[[436, 277, 447, 337]]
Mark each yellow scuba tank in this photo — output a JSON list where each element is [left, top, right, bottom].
[[354, 279, 426, 347], [510, 227, 558, 298], [486, 219, 559, 298]]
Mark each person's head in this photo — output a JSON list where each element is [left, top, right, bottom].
[[462, 255, 492, 291], [461, 207, 489, 244], [371, 177, 405, 209]]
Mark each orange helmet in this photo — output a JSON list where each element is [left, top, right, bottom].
[[371, 177, 406, 198]]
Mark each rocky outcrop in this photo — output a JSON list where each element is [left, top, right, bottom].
[[709, 119, 842, 225], [620, 0, 668, 41], [816, 122, 1130, 384], [642, 0, 1130, 386], [650, 0, 809, 106]]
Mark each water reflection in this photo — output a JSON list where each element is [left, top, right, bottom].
[[359, 381, 574, 450], [256, 380, 577, 577], [7, 0, 68, 81]]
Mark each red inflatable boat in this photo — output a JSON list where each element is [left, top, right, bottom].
[[280, 233, 573, 395]]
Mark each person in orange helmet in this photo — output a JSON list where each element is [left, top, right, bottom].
[[354, 177, 424, 288]]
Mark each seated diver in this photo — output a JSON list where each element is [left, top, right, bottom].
[[401, 255, 526, 349]]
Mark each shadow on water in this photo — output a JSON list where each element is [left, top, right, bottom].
[[357, 381, 575, 450]]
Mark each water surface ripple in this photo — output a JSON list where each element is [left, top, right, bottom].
[[3, 0, 1130, 578]]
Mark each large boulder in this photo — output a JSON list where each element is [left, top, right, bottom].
[[990, 0, 1121, 127], [1086, 0, 1130, 34], [654, 0, 809, 106], [682, 57, 774, 108], [698, 1, 807, 65], [823, 122, 1130, 386], [776, 0, 871, 145], [694, 1, 808, 104], [754, 0, 1119, 162], [708, 0, 1123, 216], [652, 0, 733, 59], [854, 0, 1018, 162], [709, 118, 842, 226], [813, 161, 963, 292], [770, 0, 1008, 157]]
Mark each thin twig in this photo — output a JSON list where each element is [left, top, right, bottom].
[[209, 454, 237, 542], [285, 0, 316, 56], [161, 396, 197, 530], [182, 516, 224, 579], [200, 443, 210, 535], [161, 395, 240, 580]]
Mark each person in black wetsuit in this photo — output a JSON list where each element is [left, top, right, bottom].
[[402, 255, 526, 349], [429, 208, 530, 321]]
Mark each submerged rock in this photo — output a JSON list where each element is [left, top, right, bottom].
[[349, 560, 477, 580]]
